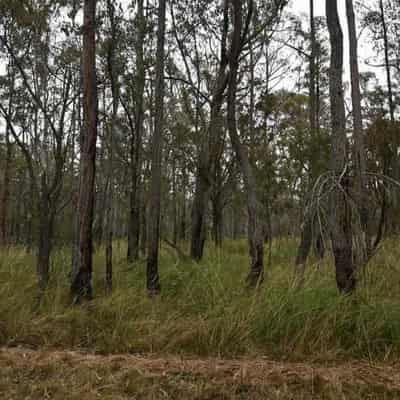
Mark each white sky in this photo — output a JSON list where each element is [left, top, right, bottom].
[[289, 0, 382, 86]]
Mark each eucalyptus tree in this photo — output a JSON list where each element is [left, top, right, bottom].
[[146, 0, 166, 295], [295, 0, 318, 278], [0, 56, 14, 248], [126, 0, 146, 263], [346, 0, 370, 262], [102, 0, 124, 292], [71, 0, 98, 301], [227, 0, 264, 286], [326, 0, 355, 293]]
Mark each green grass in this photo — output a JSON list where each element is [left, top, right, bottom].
[[1, 237, 400, 361]]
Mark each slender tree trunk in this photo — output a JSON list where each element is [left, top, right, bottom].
[[146, 0, 166, 295], [140, 196, 147, 256], [127, 0, 145, 263], [37, 187, 54, 291], [71, 0, 98, 302], [0, 61, 15, 248], [180, 165, 187, 241], [379, 0, 398, 234], [190, 0, 229, 261], [295, 0, 317, 279], [0, 121, 11, 248], [227, 0, 264, 287], [346, 0, 370, 263], [172, 157, 178, 245], [104, 0, 120, 293], [36, 171, 58, 291], [211, 184, 224, 247], [326, 0, 355, 293], [71, 73, 82, 278]]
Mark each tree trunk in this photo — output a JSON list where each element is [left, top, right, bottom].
[[211, 188, 224, 248], [227, 0, 264, 287], [379, 0, 398, 234], [295, 0, 317, 278], [172, 157, 178, 245], [190, 0, 229, 261], [0, 121, 11, 248], [326, 0, 355, 293], [0, 61, 15, 248], [346, 0, 370, 263], [36, 173, 56, 291], [140, 197, 147, 256], [127, 0, 145, 263], [146, 0, 166, 295], [180, 165, 187, 241], [71, 0, 98, 302], [104, 0, 120, 293]]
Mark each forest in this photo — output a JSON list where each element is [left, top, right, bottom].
[[1, 0, 400, 398]]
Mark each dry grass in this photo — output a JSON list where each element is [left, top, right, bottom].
[[1, 347, 400, 399]]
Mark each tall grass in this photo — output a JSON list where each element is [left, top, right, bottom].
[[1, 237, 400, 360]]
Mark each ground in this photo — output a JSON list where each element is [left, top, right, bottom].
[[2, 239, 400, 398], [1, 347, 400, 399]]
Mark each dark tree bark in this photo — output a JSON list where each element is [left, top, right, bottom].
[[0, 58, 15, 248], [146, 0, 166, 295], [0, 105, 12, 248], [37, 174, 55, 290], [326, 0, 355, 293], [104, 0, 120, 293], [211, 188, 224, 248], [71, 0, 98, 301]]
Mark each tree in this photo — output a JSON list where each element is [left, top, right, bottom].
[[326, 0, 355, 293], [295, 0, 318, 280], [71, 0, 98, 301], [146, 0, 166, 295], [227, 0, 265, 287], [0, 59, 14, 248], [189, 0, 230, 261], [127, 0, 146, 263], [345, 0, 370, 262]]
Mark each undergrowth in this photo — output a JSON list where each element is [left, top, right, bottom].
[[1, 237, 400, 361]]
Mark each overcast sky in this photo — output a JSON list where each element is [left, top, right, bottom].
[[289, 0, 382, 86]]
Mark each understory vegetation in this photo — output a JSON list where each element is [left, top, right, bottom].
[[1, 238, 400, 361]]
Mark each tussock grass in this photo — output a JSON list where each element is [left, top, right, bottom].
[[1, 238, 400, 361]]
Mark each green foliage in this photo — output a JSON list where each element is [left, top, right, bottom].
[[1, 239, 400, 361]]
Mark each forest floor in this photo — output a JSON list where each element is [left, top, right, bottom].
[[3, 239, 400, 398], [1, 346, 400, 399]]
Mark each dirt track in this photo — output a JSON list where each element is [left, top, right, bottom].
[[1, 347, 400, 399]]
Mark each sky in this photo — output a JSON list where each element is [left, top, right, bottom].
[[289, 0, 382, 86]]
